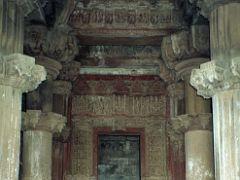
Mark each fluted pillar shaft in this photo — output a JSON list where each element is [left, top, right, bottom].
[[22, 110, 66, 180], [191, 2, 240, 179], [0, 55, 46, 180]]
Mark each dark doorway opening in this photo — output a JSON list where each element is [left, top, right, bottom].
[[98, 135, 141, 180]]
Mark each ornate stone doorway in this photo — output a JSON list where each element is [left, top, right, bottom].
[[98, 134, 141, 180]]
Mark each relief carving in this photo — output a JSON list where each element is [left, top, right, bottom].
[[72, 95, 166, 117], [69, 7, 185, 35]]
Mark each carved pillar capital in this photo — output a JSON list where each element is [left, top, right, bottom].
[[36, 55, 62, 80], [59, 61, 81, 82], [0, 54, 46, 92], [23, 110, 66, 133], [190, 60, 240, 98], [172, 113, 213, 132], [161, 26, 210, 70]]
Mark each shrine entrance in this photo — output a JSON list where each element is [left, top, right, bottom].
[[98, 135, 141, 180]]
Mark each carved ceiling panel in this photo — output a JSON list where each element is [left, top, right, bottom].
[[68, 1, 186, 41]]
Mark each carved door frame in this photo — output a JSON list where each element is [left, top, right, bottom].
[[93, 127, 145, 179]]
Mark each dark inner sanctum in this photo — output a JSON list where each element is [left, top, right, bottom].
[[98, 135, 140, 180]]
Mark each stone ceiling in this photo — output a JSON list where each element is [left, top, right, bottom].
[[24, 0, 210, 82]]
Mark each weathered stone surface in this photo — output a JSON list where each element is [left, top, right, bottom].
[[167, 82, 184, 117], [22, 131, 52, 180], [185, 130, 214, 180], [36, 55, 62, 80], [190, 0, 240, 18], [69, 1, 186, 38], [0, 53, 45, 179], [53, 126, 71, 143], [43, 25, 79, 63], [190, 5, 240, 179], [190, 60, 240, 98], [24, 25, 79, 63], [71, 117, 167, 179], [52, 80, 72, 95], [59, 61, 81, 82], [23, 110, 66, 133], [172, 113, 212, 132], [73, 75, 166, 96], [0, 1, 24, 55], [72, 95, 166, 117], [161, 26, 210, 70], [0, 53, 46, 92]]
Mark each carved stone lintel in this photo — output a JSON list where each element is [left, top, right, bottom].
[[69, 7, 186, 37], [190, 60, 240, 98], [0, 53, 46, 92], [53, 80, 72, 96], [23, 110, 66, 133], [59, 61, 81, 82], [36, 55, 62, 80], [171, 113, 213, 132], [167, 82, 184, 99]]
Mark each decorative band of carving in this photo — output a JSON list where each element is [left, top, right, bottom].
[[69, 8, 185, 31], [72, 95, 167, 117], [0, 54, 46, 92]]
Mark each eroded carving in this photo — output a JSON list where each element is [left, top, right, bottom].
[[23, 110, 66, 133], [69, 7, 185, 36], [72, 95, 166, 117], [0, 54, 46, 92], [171, 113, 213, 132], [161, 26, 210, 70], [190, 60, 236, 98]]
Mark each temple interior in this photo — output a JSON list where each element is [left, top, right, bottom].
[[0, 0, 240, 180]]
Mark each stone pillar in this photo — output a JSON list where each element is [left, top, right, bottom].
[[167, 82, 185, 180], [190, 1, 240, 179], [21, 110, 66, 180], [172, 114, 214, 180], [0, 54, 46, 180], [167, 82, 185, 117], [52, 81, 72, 180], [0, 2, 46, 179], [172, 58, 214, 179], [168, 125, 185, 180]]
